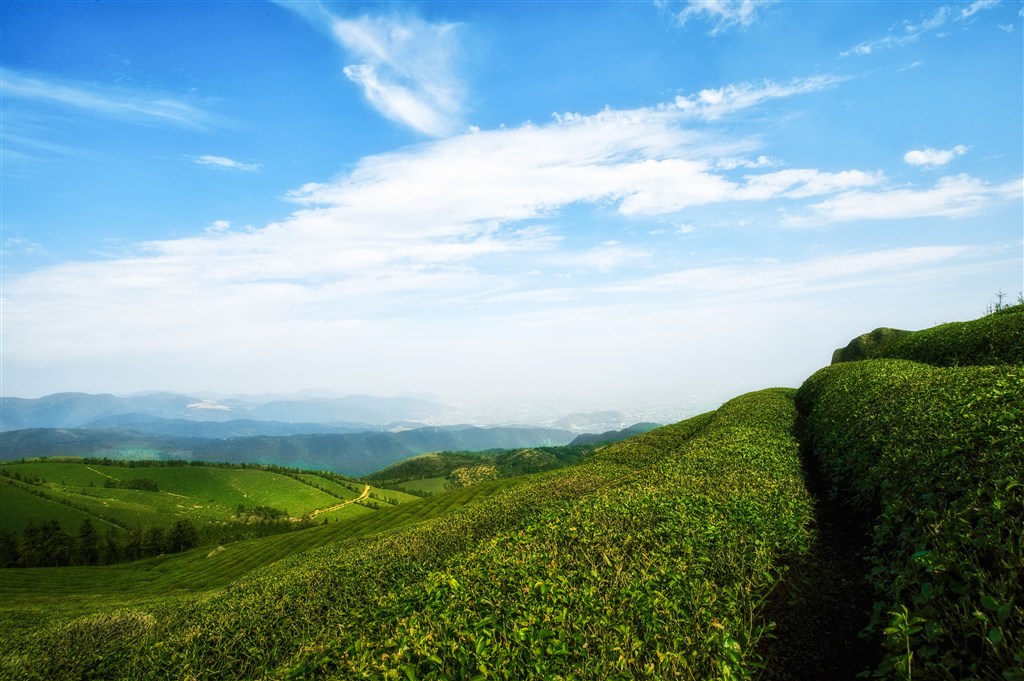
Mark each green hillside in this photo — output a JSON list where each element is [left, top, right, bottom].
[[0, 461, 427, 577], [364, 443, 592, 492], [0, 305, 1021, 680], [0, 462, 342, 532]]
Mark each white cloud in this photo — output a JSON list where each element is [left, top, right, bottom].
[[0, 68, 224, 130], [549, 241, 652, 273], [737, 169, 884, 200], [2, 236, 46, 255], [843, 1, 1001, 56], [904, 145, 969, 167], [961, 0, 1000, 19], [672, 0, 776, 35], [195, 155, 262, 171], [277, 2, 465, 136], [601, 245, 985, 297], [714, 154, 778, 170], [205, 220, 232, 235], [5, 79, 1020, 401], [670, 76, 842, 120], [790, 174, 1022, 224], [842, 5, 951, 55]]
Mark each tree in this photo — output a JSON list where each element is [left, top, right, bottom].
[[124, 527, 144, 562], [40, 520, 74, 567], [18, 520, 45, 567], [0, 531, 18, 568], [168, 519, 199, 553], [99, 529, 124, 565], [141, 526, 167, 557], [77, 519, 100, 565]]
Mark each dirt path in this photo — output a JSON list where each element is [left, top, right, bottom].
[[85, 466, 119, 481], [756, 445, 878, 680], [308, 484, 370, 519]]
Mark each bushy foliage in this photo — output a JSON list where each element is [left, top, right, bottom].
[[831, 327, 910, 364], [10, 389, 815, 680], [797, 359, 1024, 679], [833, 305, 1024, 367], [366, 445, 591, 489]]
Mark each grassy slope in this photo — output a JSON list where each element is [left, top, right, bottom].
[[0, 483, 123, 534], [0, 463, 365, 532], [364, 445, 589, 492], [392, 476, 449, 495], [0, 476, 527, 651], [5, 389, 815, 680]]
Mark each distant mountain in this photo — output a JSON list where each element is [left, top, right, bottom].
[[548, 411, 632, 432], [569, 423, 662, 446], [0, 392, 456, 432], [244, 395, 454, 425], [0, 425, 576, 477], [80, 414, 379, 438]]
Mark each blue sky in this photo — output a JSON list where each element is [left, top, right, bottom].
[[2, 0, 1022, 421]]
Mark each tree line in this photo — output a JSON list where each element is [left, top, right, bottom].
[[0, 517, 199, 568], [0, 508, 323, 569]]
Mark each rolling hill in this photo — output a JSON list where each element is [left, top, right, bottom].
[[0, 304, 1020, 680]]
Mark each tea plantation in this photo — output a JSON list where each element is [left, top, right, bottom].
[[0, 304, 1020, 680]]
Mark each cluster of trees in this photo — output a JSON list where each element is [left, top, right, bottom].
[[103, 477, 159, 492], [1, 470, 45, 484], [0, 518, 200, 568], [233, 504, 289, 522]]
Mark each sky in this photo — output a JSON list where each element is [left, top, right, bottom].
[[1, 0, 1022, 422]]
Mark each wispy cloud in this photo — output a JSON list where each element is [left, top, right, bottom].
[[0, 68, 225, 131], [276, 2, 465, 136], [961, 0, 1000, 19], [669, 76, 842, 120], [195, 155, 262, 172], [904, 145, 968, 167], [668, 0, 776, 35], [737, 169, 884, 200], [601, 245, 987, 298], [790, 175, 1022, 224], [843, 1, 1001, 56], [2, 237, 47, 256]]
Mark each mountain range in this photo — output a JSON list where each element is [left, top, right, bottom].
[[0, 392, 455, 432], [0, 425, 580, 477], [0, 392, 664, 475]]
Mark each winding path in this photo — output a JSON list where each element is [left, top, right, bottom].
[[308, 484, 370, 519]]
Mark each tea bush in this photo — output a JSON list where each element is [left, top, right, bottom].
[[798, 360, 1024, 679], [848, 304, 1024, 367], [12, 389, 815, 680]]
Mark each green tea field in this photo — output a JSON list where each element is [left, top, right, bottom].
[[0, 305, 1021, 680]]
